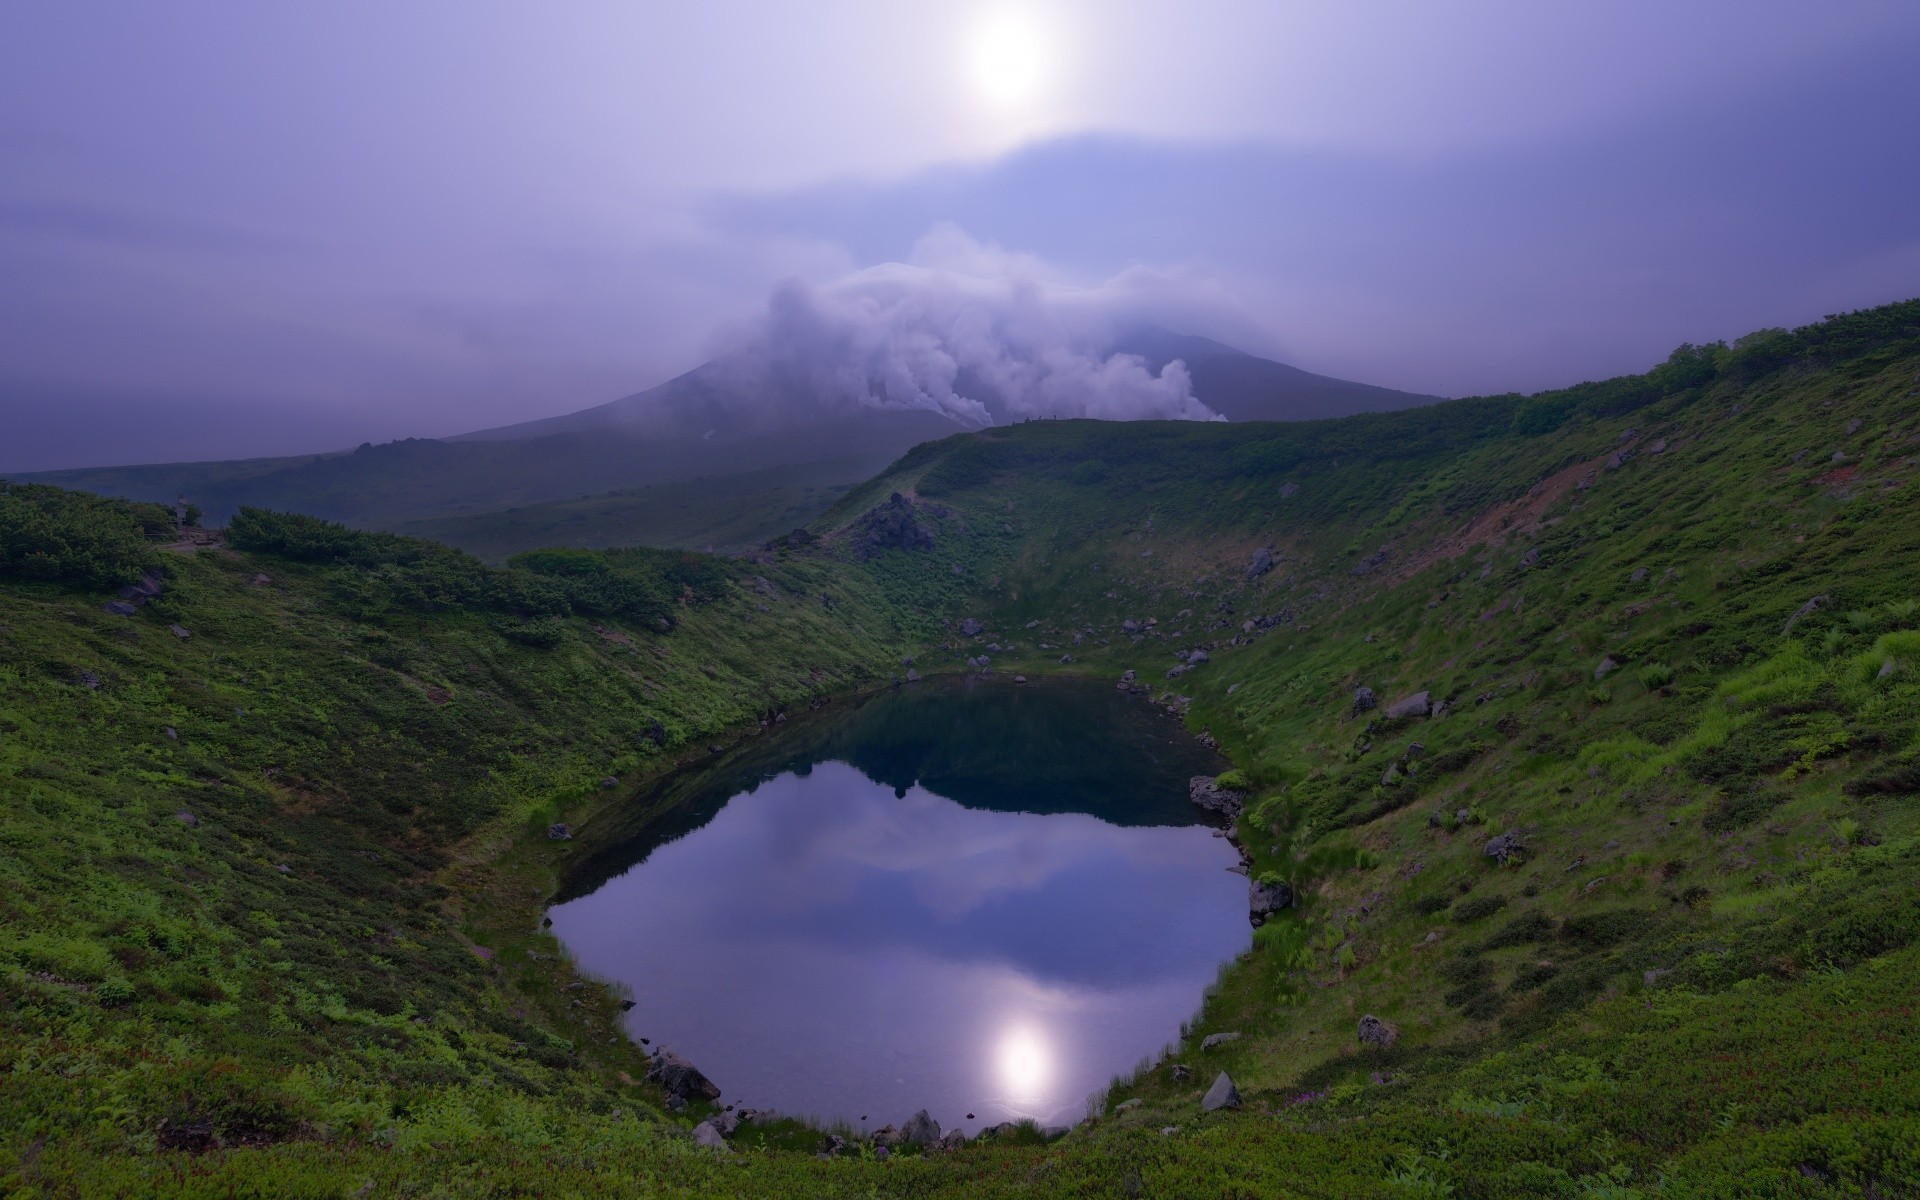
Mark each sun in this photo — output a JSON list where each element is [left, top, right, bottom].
[[966, 9, 1051, 110]]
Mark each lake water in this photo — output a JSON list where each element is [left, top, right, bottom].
[[548, 676, 1249, 1133]]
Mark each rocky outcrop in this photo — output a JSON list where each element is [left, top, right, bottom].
[[645, 1049, 721, 1102], [901, 1109, 941, 1148], [546, 822, 572, 840], [692, 1121, 731, 1150], [1249, 878, 1293, 926], [855, 493, 935, 559], [959, 618, 985, 637], [1202, 1073, 1241, 1111], [1247, 547, 1276, 580], [1357, 1014, 1398, 1049], [1189, 776, 1247, 820], [1352, 686, 1377, 715], [1483, 831, 1526, 863]]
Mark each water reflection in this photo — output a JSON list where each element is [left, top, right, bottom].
[[549, 679, 1249, 1132]]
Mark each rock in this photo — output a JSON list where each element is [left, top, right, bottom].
[[1201, 1031, 1241, 1051], [1520, 548, 1540, 568], [822, 1133, 851, 1156], [1846, 418, 1863, 435], [665, 1095, 687, 1112], [1201, 1073, 1241, 1111], [1247, 547, 1276, 580], [692, 1121, 731, 1150], [872, 1125, 902, 1148], [1630, 567, 1648, 583], [1166, 663, 1192, 680], [641, 720, 667, 747], [1831, 450, 1847, 463], [874, 1145, 891, 1160], [711, 1110, 741, 1137], [1879, 660, 1896, 679], [547, 822, 572, 840], [1170, 1063, 1192, 1083], [905, 667, 921, 682], [1595, 657, 1620, 680], [959, 618, 985, 637], [1189, 776, 1247, 819], [105, 600, 138, 616], [1352, 686, 1377, 715], [164, 726, 178, 740], [1381, 764, 1403, 786], [1113, 1098, 1143, 1113], [1058, 654, 1073, 664], [251, 573, 272, 585], [1405, 742, 1426, 759], [600, 776, 619, 789], [1357, 1014, 1398, 1049], [938, 1128, 968, 1151], [1279, 482, 1299, 498], [173, 810, 199, 827], [1383, 691, 1430, 720], [1606, 452, 1626, 470], [1484, 831, 1526, 863], [1013, 675, 1028, 684], [1249, 878, 1293, 926], [1120, 669, 1137, 683], [646, 1049, 721, 1102], [168, 624, 191, 639], [1781, 595, 1830, 635], [1188, 649, 1209, 665], [901, 1109, 941, 1148]]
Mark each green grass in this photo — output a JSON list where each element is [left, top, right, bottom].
[[4, 297, 1920, 1195]]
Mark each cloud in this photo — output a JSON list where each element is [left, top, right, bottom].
[[713, 224, 1226, 427]]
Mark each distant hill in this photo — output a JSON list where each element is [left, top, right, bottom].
[[15, 328, 1437, 542]]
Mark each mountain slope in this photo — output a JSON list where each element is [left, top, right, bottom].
[[4, 298, 1918, 1195]]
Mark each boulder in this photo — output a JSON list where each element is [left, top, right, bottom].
[[901, 1109, 941, 1148], [1249, 879, 1293, 926], [1189, 776, 1247, 819], [1483, 831, 1526, 863], [1383, 691, 1430, 720], [959, 618, 985, 637], [1201, 1031, 1241, 1051], [1352, 686, 1377, 715], [599, 776, 619, 789], [1357, 1014, 1398, 1049], [1201, 1073, 1241, 1111], [692, 1121, 731, 1150], [1595, 657, 1620, 680], [547, 822, 572, 840], [1169, 1063, 1192, 1083], [646, 1049, 722, 1102], [1247, 547, 1276, 580], [938, 1128, 968, 1151], [1188, 649, 1210, 665]]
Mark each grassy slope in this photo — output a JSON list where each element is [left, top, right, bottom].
[[388, 455, 884, 562], [4, 301, 1920, 1195]]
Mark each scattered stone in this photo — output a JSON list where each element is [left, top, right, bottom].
[[1846, 418, 1863, 435], [1595, 657, 1620, 680], [1831, 450, 1847, 463], [901, 1109, 941, 1148], [1357, 1014, 1398, 1049], [905, 667, 921, 682], [959, 618, 985, 637], [1201, 1031, 1241, 1051], [105, 600, 138, 616], [1201, 1073, 1241, 1111], [173, 810, 199, 827], [1484, 831, 1527, 863], [168, 624, 191, 639], [1247, 547, 1276, 580], [547, 823, 572, 840], [1879, 661, 1896, 679], [164, 726, 178, 740], [1170, 1064, 1192, 1083], [1649, 438, 1668, 455], [1188, 649, 1210, 665], [1383, 691, 1431, 721], [1352, 686, 1377, 715], [1161, 1126, 1179, 1136], [1606, 452, 1626, 470], [646, 1049, 722, 1102]]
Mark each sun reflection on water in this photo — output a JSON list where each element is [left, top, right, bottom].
[[993, 1020, 1055, 1106]]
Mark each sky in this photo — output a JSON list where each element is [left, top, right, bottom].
[[3, 1, 1918, 470]]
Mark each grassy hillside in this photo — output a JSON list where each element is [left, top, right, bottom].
[[390, 454, 884, 562], [4, 300, 1919, 1195]]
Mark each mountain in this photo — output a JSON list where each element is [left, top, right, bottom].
[[16, 329, 1437, 547]]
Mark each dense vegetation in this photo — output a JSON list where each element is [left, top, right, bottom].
[[3, 298, 1918, 1195]]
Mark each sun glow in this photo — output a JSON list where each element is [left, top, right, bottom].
[[994, 1022, 1055, 1101], [966, 9, 1051, 110]]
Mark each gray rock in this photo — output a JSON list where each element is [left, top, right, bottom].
[[1201, 1073, 1241, 1111], [1405, 742, 1426, 759], [1831, 450, 1847, 463], [1383, 691, 1430, 721], [1879, 660, 1896, 679], [1201, 1031, 1241, 1050], [1247, 547, 1276, 580], [1630, 567, 1648, 583], [105, 600, 138, 616], [164, 726, 178, 740], [1169, 1063, 1192, 1083], [646, 1049, 722, 1102], [1352, 686, 1377, 715], [1357, 1014, 1398, 1049], [1058, 654, 1073, 664], [173, 810, 199, 827], [1166, 663, 1193, 680], [959, 618, 985, 637], [1113, 1098, 1143, 1113], [1382, 764, 1404, 786], [1249, 878, 1293, 926], [1484, 831, 1526, 863], [1649, 438, 1668, 454], [1189, 776, 1247, 819], [1846, 418, 1863, 435], [1520, 548, 1540, 568], [901, 1109, 941, 1148], [1606, 451, 1626, 470], [666, 1095, 687, 1112], [599, 776, 619, 789], [692, 1121, 731, 1150], [905, 667, 921, 682], [1595, 657, 1620, 680], [547, 822, 572, 840], [1781, 595, 1830, 635], [168, 624, 191, 639], [1279, 482, 1299, 498], [1188, 649, 1209, 665], [938, 1128, 968, 1151]]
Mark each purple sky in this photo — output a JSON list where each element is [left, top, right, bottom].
[[4, 1, 1918, 470]]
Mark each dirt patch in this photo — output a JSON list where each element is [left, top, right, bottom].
[[1392, 449, 1619, 583]]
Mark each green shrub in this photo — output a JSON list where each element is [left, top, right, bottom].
[[1638, 663, 1675, 690], [0, 482, 169, 589], [1453, 894, 1508, 924], [1561, 908, 1653, 949]]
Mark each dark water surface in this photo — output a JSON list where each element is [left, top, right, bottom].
[[549, 676, 1249, 1132]]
